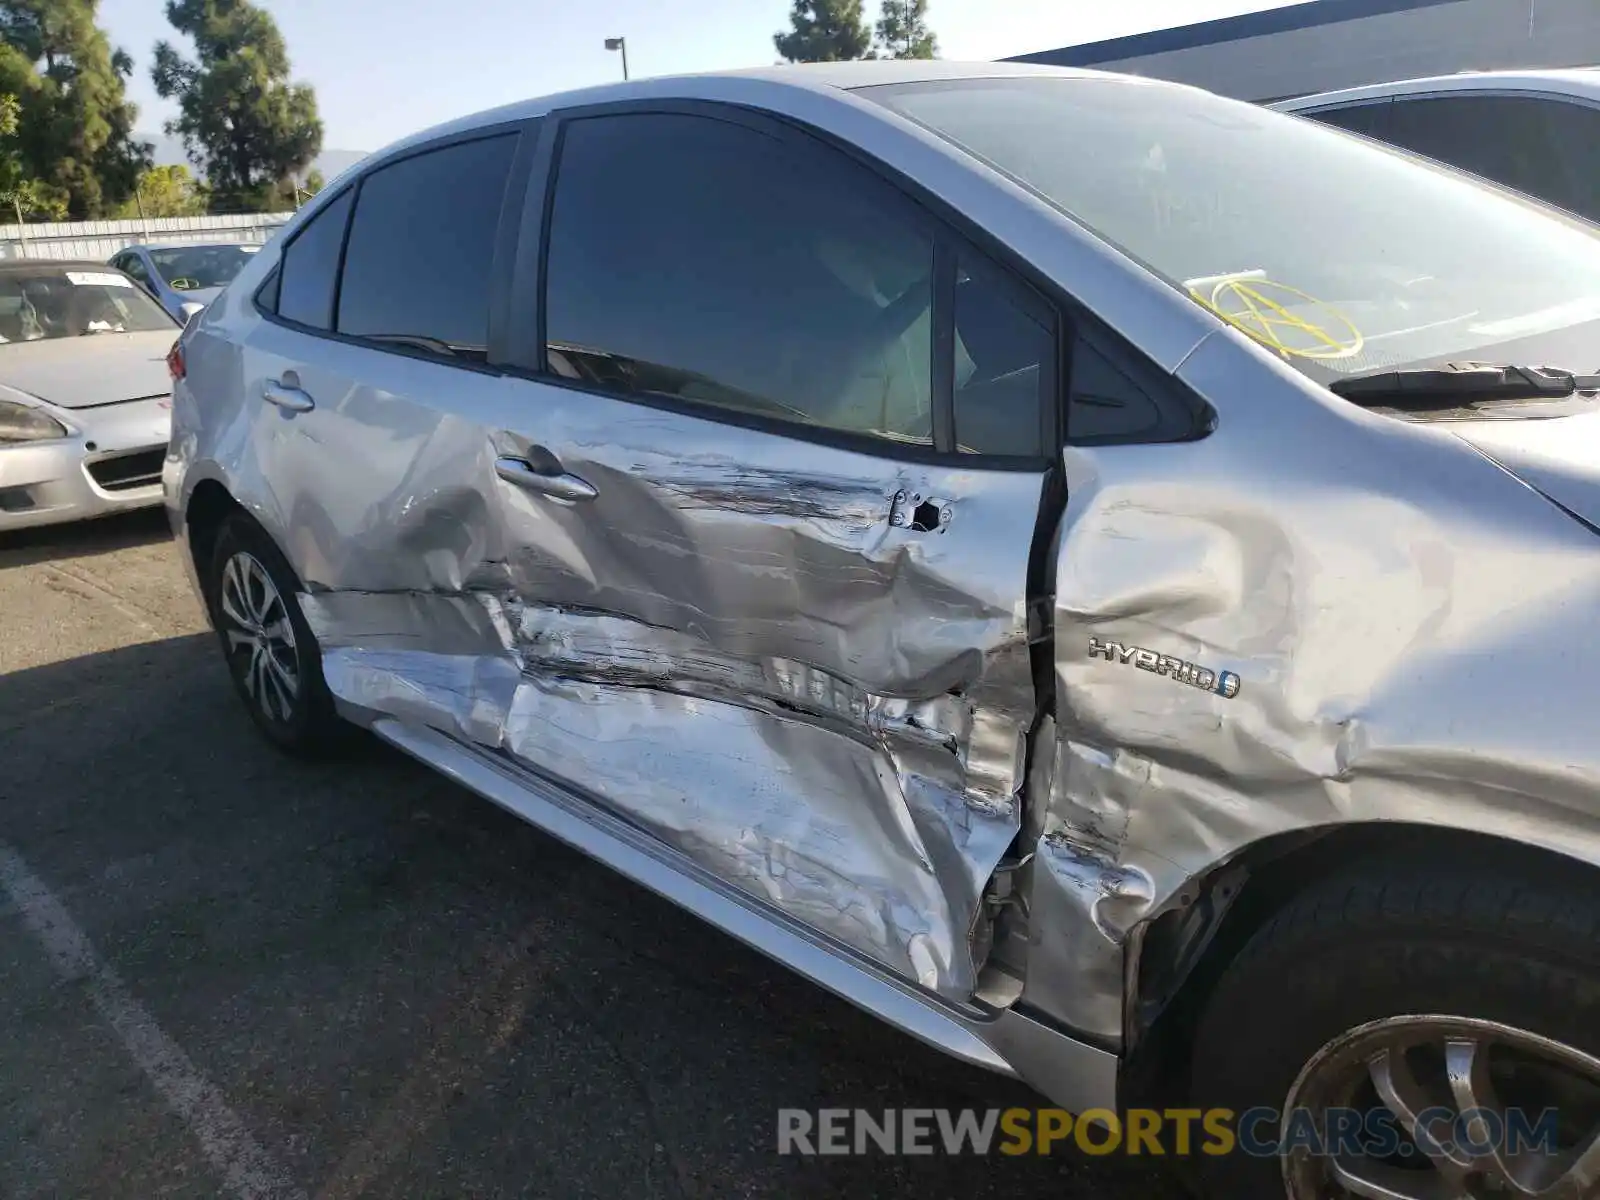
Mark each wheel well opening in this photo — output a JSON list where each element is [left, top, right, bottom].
[[185, 480, 242, 595], [1123, 823, 1600, 1106]]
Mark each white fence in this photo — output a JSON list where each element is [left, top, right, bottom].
[[0, 212, 295, 262]]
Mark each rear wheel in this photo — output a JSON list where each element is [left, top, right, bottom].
[[206, 513, 344, 755], [1190, 858, 1600, 1199]]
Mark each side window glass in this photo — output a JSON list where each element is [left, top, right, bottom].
[[1386, 96, 1569, 211], [256, 266, 281, 314], [336, 133, 517, 361], [952, 256, 1053, 456], [1530, 100, 1600, 223], [277, 186, 354, 330], [1066, 335, 1165, 443], [544, 112, 935, 446], [1307, 101, 1387, 139]]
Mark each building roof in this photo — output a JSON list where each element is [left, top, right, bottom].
[[1006, 0, 1466, 67]]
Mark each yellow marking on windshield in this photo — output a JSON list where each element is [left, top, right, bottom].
[[1188, 277, 1365, 360]]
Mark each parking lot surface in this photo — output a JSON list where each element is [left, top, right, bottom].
[[0, 511, 1182, 1199]]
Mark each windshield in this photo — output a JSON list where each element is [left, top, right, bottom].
[[860, 77, 1600, 383], [0, 268, 176, 342], [148, 245, 257, 290]]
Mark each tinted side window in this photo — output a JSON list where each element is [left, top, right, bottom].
[[1066, 337, 1166, 443], [277, 186, 354, 329], [1305, 100, 1388, 139], [336, 134, 518, 361], [256, 266, 281, 314], [544, 112, 935, 446], [1385, 95, 1571, 211], [1533, 99, 1600, 222], [953, 257, 1053, 456]]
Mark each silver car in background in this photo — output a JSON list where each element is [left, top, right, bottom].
[[109, 242, 261, 324], [0, 260, 178, 530], [166, 62, 1600, 1200], [1274, 68, 1600, 224]]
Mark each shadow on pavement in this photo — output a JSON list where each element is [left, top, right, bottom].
[[0, 508, 173, 568], [0, 635, 1186, 1200]]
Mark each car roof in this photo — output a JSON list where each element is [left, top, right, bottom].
[[1274, 66, 1600, 110], [365, 60, 1156, 166], [0, 258, 131, 274], [119, 242, 252, 253]]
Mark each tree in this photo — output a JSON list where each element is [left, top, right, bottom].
[[875, 0, 937, 60], [774, 0, 870, 64], [0, 90, 66, 220], [0, 0, 149, 218], [152, 0, 322, 212], [113, 163, 205, 218]]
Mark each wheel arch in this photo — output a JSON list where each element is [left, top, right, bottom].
[[183, 478, 247, 597], [1122, 820, 1600, 1103]]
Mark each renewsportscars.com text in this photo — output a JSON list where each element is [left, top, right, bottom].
[[776, 1106, 1561, 1158]]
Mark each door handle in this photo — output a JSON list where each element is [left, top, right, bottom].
[[263, 379, 315, 413], [494, 454, 597, 502]]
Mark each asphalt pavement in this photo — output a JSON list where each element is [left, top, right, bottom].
[[0, 509, 1184, 1200]]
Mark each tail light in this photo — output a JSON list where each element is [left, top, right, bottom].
[[166, 339, 185, 382]]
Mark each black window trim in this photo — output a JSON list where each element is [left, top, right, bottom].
[[252, 118, 538, 376], [504, 96, 1073, 471]]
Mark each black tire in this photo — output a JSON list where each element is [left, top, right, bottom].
[[205, 512, 345, 756], [1189, 854, 1600, 1199]]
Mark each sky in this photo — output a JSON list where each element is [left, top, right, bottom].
[[97, 0, 1309, 152]]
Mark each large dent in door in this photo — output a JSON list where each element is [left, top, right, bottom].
[[293, 418, 1041, 1002], [1023, 332, 1600, 1046]]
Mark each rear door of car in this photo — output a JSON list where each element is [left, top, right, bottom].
[[233, 121, 538, 599], [475, 102, 1063, 1003]]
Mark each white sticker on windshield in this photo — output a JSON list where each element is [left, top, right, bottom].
[[66, 271, 133, 288], [241, 245, 260, 253]]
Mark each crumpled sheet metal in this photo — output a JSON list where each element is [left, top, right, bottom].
[[1024, 330, 1600, 1046], [294, 409, 1041, 1001], [308, 594, 1023, 999]]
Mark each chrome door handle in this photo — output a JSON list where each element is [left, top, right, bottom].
[[494, 454, 597, 502], [263, 380, 315, 412]]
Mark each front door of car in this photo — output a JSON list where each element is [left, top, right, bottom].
[[482, 106, 1064, 1002]]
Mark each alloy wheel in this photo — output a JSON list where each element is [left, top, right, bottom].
[[1283, 1015, 1600, 1199], [218, 550, 300, 724]]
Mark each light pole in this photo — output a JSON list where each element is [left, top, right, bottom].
[[604, 36, 629, 81]]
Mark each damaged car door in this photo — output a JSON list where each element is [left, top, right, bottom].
[[480, 105, 1062, 1002]]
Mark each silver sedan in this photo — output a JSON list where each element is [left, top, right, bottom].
[[0, 261, 178, 531], [167, 62, 1600, 1199]]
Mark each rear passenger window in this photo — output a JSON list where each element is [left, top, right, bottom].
[[276, 186, 353, 329], [543, 112, 936, 446], [953, 258, 1053, 456], [336, 134, 517, 361]]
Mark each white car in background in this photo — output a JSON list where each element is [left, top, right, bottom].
[[1274, 68, 1600, 223], [0, 260, 179, 531]]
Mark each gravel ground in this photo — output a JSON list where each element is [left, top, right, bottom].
[[0, 509, 1185, 1200]]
